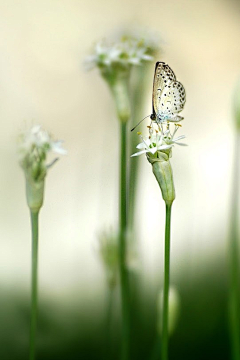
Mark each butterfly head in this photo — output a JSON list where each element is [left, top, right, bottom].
[[150, 113, 156, 121]]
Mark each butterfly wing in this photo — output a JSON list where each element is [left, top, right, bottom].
[[152, 62, 186, 122], [152, 62, 176, 117]]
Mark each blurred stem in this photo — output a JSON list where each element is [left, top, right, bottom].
[[162, 203, 172, 360], [29, 210, 39, 360], [119, 121, 130, 360], [229, 133, 240, 360], [129, 65, 151, 230], [150, 336, 161, 360], [105, 287, 114, 359]]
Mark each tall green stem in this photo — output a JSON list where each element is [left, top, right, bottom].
[[29, 210, 39, 360], [129, 66, 150, 230], [105, 287, 114, 359], [229, 133, 240, 360], [161, 203, 172, 360], [119, 121, 130, 360]]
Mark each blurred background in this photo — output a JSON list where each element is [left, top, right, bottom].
[[0, 0, 240, 359]]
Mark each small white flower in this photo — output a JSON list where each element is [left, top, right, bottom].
[[131, 124, 187, 158], [131, 132, 172, 157]]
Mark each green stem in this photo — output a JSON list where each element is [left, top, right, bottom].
[[105, 287, 114, 359], [119, 121, 130, 360], [29, 210, 39, 360], [161, 203, 172, 360], [229, 133, 240, 360], [129, 66, 149, 230]]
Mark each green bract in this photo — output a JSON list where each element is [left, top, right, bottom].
[[147, 151, 175, 206]]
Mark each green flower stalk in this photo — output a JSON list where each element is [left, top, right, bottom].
[[87, 35, 152, 360], [98, 228, 119, 289], [157, 286, 181, 337], [98, 228, 119, 358], [228, 81, 240, 360], [18, 125, 66, 360], [150, 286, 181, 360], [132, 121, 186, 360]]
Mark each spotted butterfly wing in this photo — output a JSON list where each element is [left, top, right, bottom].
[[151, 62, 186, 123]]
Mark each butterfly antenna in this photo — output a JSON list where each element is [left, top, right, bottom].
[[131, 115, 150, 132]]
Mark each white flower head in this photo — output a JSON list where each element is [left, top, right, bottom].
[[131, 123, 187, 158], [85, 35, 153, 72], [131, 131, 172, 157], [18, 124, 66, 182], [117, 27, 162, 57]]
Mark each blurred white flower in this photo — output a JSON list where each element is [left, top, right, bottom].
[[18, 124, 66, 182], [18, 124, 66, 212], [19, 125, 66, 158], [85, 36, 153, 71]]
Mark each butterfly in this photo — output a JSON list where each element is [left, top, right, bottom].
[[131, 62, 186, 131], [150, 62, 186, 124]]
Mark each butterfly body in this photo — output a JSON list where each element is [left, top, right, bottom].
[[151, 62, 186, 124]]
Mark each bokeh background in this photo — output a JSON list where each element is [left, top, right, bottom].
[[0, 0, 240, 359]]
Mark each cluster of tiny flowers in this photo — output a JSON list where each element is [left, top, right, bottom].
[[18, 125, 66, 182], [131, 122, 186, 157], [118, 28, 161, 57], [85, 36, 153, 70]]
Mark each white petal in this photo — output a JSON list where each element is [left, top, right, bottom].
[[159, 144, 173, 150], [131, 149, 148, 157], [174, 142, 188, 146], [174, 135, 186, 141], [142, 54, 153, 61], [136, 142, 146, 149], [51, 141, 67, 154]]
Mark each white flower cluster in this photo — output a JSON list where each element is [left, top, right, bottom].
[[131, 123, 186, 158], [85, 36, 153, 70], [18, 125, 66, 181]]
